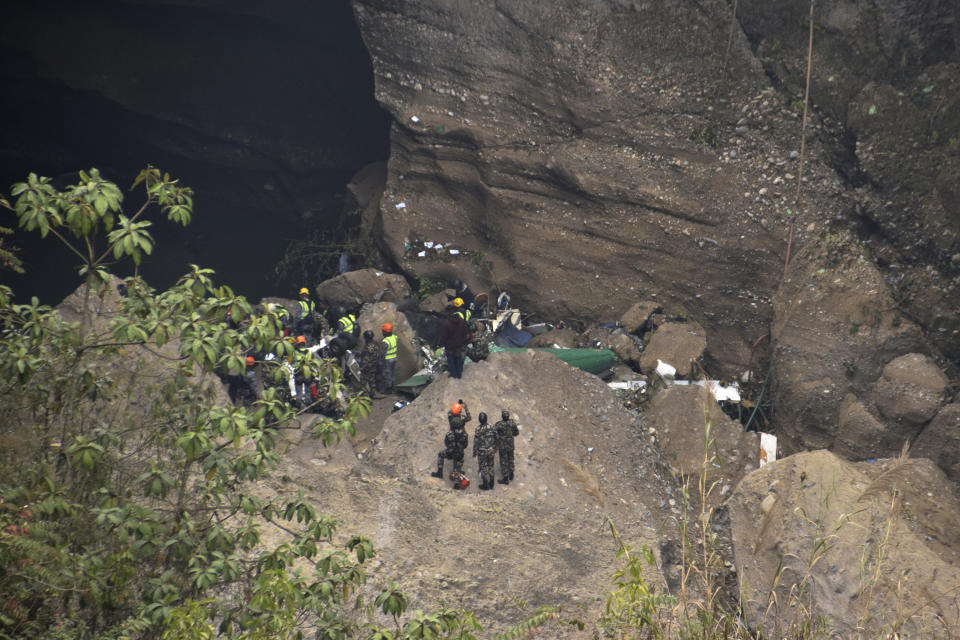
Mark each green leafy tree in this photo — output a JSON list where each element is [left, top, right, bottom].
[[0, 169, 478, 640]]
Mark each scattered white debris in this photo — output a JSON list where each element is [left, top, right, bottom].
[[417, 251, 426, 257], [411, 116, 420, 123], [434, 243, 444, 249], [424, 241, 434, 248], [759, 433, 777, 468], [655, 359, 677, 378], [395, 202, 406, 210], [449, 249, 460, 255], [587, 447, 594, 453], [607, 380, 647, 392], [707, 380, 741, 403]]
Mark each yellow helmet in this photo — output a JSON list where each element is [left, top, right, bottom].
[[299, 287, 309, 296], [452, 297, 464, 308]]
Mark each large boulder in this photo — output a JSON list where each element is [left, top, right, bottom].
[[770, 232, 927, 455], [583, 325, 643, 367], [645, 384, 759, 503], [315, 268, 413, 309], [870, 353, 949, 428], [729, 450, 960, 639], [358, 301, 422, 383], [913, 402, 960, 485], [637, 321, 707, 377], [619, 301, 661, 335]]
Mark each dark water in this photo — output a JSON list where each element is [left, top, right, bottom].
[[0, 0, 390, 305]]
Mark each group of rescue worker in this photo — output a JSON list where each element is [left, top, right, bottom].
[[432, 401, 519, 491], [225, 286, 400, 412]]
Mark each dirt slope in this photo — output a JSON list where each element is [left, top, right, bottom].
[[265, 351, 683, 635]]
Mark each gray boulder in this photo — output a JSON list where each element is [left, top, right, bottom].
[[358, 302, 422, 384], [637, 321, 707, 377], [730, 450, 960, 639], [913, 402, 960, 485], [315, 268, 412, 308]]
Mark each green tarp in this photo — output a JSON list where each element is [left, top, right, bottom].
[[395, 347, 615, 389], [488, 346, 616, 374]]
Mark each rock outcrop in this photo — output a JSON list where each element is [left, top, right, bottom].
[[770, 231, 928, 456], [739, 0, 960, 360], [730, 450, 960, 639], [315, 268, 412, 309], [353, 0, 852, 376]]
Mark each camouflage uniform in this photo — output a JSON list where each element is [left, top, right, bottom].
[[359, 339, 380, 394], [466, 323, 491, 362], [433, 406, 471, 480], [494, 416, 519, 482], [472, 419, 499, 489]]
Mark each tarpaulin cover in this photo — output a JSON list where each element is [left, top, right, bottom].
[[494, 321, 532, 347]]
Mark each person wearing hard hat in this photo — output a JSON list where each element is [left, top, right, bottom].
[[359, 329, 379, 396], [295, 287, 316, 336], [379, 322, 399, 394], [236, 355, 259, 407], [452, 296, 472, 323], [431, 400, 471, 489], [436, 304, 470, 378], [335, 306, 359, 350]]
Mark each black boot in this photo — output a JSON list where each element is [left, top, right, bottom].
[[430, 467, 443, 478], [497, 477, 508, 485], [481, 480, 492, 491], [509, 471, 514, 481]]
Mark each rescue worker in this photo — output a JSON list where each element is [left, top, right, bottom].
[[452, 297, 472, 323], [472, 412, 498, 490], [336, 306, 359, 350], [294, 287, 316, 336], [237, 355, 259, 407], [431, 401, 471, 488], [436, 305, 470, 378], [359, 329, 380, 396], [379, 323, 399, 394], [447, 279, 475, 310], [494, 410, 520, 484], [465, 320, 490, 362]]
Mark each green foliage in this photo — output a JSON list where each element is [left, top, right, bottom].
[[0, 168, 462, 640], [416, 277, 447, 300], [600, 519, 675, 639]]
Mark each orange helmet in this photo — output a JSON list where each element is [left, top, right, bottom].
[[452, 297, 464, 308], [296, 335, 307, 344], [245, 356, 255, 366], [381, 323, 393, 333], [450, 403, 463, 416]]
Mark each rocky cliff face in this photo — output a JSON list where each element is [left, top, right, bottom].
[[352, 0, 958, 366]]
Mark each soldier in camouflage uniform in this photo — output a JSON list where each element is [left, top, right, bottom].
[[359, 329, 380, 395], [465, 321, 491, 362], [431, 401, 471, 488], [472, 412, 499, 490], [494, 410, 519, 484]]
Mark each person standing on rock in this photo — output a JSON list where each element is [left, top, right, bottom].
[[472, 412, 498, 491], [359, 329, 379, 396], [379, 322, 398, 394], [495, 410, 519, 484], [431, 401, 471, 488], [436, 305, 470, 378]]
